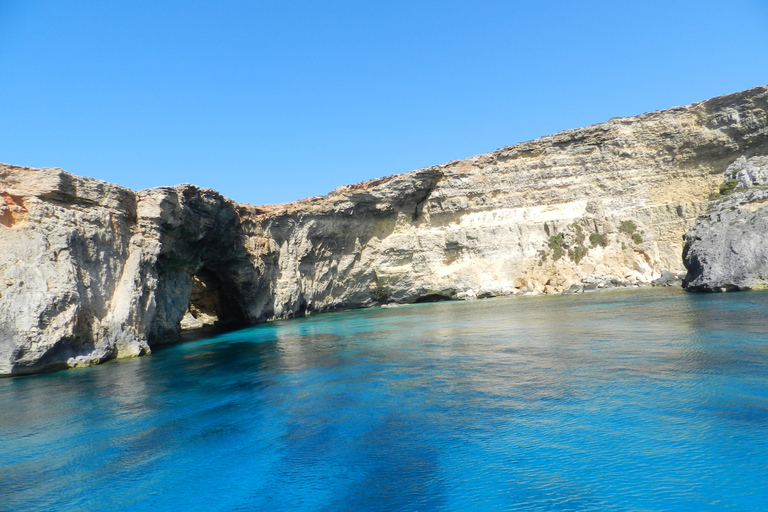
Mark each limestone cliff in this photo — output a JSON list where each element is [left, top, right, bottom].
[[0, 168, 258, 374], [238, 85, 768, 315], [2, 85, 767, 375], [682, 156, 768, 291]]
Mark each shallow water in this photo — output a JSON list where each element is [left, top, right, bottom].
[[2, 288, 768, 511]]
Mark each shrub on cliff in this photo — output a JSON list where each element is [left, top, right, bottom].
[[549, 234, 565, 260], [569, 245, 588, 263], [718, 178, 739, 196], [572, 223, 586, 246], [618, 220, 637, 235], [589, 233, 607, 248]]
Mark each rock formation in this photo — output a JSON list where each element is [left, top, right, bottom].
[[0, 171, 259, 375], [2, 85, 767, 375], [683, 156, 768, 291]]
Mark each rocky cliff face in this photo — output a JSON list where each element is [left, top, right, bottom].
[[0, 168, 258, 375], [2, 85, 767, 375], [682, 156, 768, 292], [238, 85, 768, 316]]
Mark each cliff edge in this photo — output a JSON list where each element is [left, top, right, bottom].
[[2, 85, 768, 375]]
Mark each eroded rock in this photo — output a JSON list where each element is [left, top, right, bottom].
[[683, 156, 768, 292], [0, 170, 257, 375], [3, 85, 768, 375]]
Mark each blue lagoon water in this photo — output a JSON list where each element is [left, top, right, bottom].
[[2, 288, 768, 511]]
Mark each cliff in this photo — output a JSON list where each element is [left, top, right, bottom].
[[682, 156, 768, 291], [2, 85, 767, 375], [0, 170, 258, 374]]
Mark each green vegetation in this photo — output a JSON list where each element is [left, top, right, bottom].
[[617, 220, 643, 244], [549, 233, 565, 260], [542, 225, 607, 264], [572, 223, 586, 246], [568, 245, 588, 263], [589, 233, 607, 248], [560, 224, 590, 262], [718, 178, 739, 196], [618, 220, 637, 235]]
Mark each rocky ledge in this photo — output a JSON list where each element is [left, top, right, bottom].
[[2, 85, 768, 375], [683, 156, 768, 291]]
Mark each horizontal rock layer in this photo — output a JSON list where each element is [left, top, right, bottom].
[[2, 85, 768, 375], [239, 85, 768, 314]]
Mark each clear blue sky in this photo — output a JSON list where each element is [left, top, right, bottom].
[[1, 1, 766, 205]]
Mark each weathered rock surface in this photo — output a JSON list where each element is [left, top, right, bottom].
[[239, 85, 768, 312], [2, 85, 768, 375], [683, 156, 768, 292], [0, 168, 258, 374], [651, 270, 685, 287]]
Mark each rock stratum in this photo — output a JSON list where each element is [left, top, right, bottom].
[[2, 85, 768, 375]]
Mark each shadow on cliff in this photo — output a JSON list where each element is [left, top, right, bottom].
[[141, 186, 261, 347]]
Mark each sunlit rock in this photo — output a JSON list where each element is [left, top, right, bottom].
[[2, 85, 768, 374]]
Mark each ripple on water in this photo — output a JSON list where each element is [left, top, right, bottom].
[[1, 288, 768, 511]]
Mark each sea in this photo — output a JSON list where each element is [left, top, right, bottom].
[[1, 287, 768, 511]]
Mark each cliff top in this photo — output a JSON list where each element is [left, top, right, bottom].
[[4, 84, 767, 221]]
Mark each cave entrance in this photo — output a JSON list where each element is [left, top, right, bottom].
[[180, 268, 247, 331], [413, 293, 452, 303]]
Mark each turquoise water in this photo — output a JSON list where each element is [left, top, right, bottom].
[[2, 288, 768, 511]]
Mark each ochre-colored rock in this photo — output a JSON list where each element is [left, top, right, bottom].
[[2, 85, 768, 375]]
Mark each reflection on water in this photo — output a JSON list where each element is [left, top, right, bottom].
[[2, 287, 768, 511]]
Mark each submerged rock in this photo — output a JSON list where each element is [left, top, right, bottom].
[[683, 156, 768, 292], [3, 85, 768, 375]]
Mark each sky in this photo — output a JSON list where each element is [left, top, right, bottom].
[[1, 1, 767, 206]]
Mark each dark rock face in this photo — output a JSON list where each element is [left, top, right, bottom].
[[135, 185, 259, 342], [683, 157, 768, 292]]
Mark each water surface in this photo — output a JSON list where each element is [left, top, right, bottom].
[[2, 288, 768, 511]]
